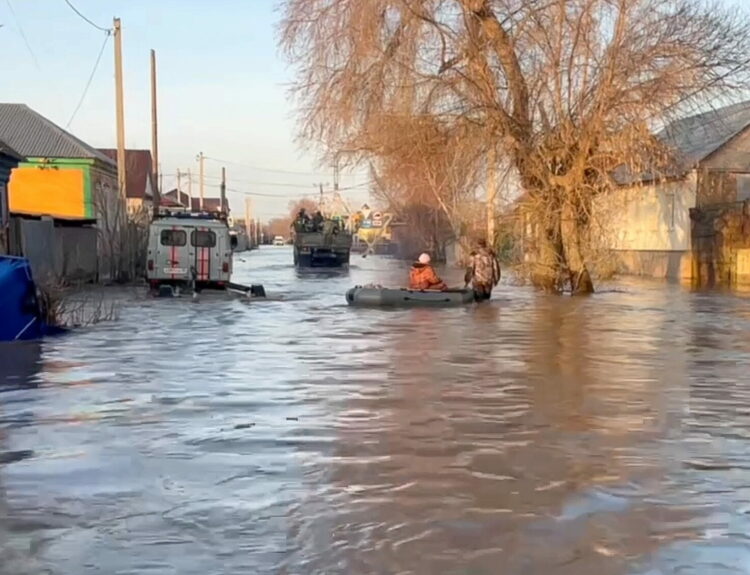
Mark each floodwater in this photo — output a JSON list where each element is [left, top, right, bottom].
[[1, 247, 750, 575]]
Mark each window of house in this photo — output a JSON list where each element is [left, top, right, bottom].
[[160, 229, 187, 246], [191, 229, 216, 248], [737, 174, 750, 202]]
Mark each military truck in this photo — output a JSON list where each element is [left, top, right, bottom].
[[292, 219, 352, 268]]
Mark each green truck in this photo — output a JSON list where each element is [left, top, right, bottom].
[[292, 220, 352, 268]]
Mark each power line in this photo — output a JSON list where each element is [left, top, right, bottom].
[[167, 172, 334, 190], [203, 155, 360, 178], [5, 0, 40, 70], [66, 31, 111, 129], [195, 179, 369, 196], [63, 0, 110, 32], [171, 172, 371, 192]]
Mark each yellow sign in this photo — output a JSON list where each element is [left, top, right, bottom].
[[9, 166, 89, 219]]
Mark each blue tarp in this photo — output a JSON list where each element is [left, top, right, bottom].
[[0, 256, 60, 342]]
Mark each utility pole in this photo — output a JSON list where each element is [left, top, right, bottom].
[[176, 169, 181, 194], [486, 146, 497, 246], [113, 17, 127, 201], [255, 218, 261, 246], [220, 166, 227, 216], [187, 168, 193, 211], [333, 156, 340, 192], [150, 48, 160, 218], [245, 197, 253, 247], [198, 152, 205, 211]]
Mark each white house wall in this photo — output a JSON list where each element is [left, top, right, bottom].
[[597, 172, 697, 252]]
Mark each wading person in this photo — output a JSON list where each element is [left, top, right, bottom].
[[465, 239, 501, 301], [409, 253, 447, 291]]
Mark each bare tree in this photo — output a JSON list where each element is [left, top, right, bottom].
[[266, 197, 319, 238], [93, 180, 149, 283], [280, 0, 750, 293], [363, 114, 485, 260]]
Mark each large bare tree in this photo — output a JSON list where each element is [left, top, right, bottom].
[[280, 0, 750, 292]]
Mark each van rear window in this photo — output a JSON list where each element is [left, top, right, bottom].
[[160, 229, 187, 246], [191, 230, 217, 248]]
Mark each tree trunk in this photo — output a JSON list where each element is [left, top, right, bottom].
[[561, 201, 594, 295], [526, 191, 595, 295], [530, 216, 565, 293]]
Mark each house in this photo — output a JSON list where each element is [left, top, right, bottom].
[[0, 139, 24, 255], [162, 188, 229, 213], [0, 103, 120, 281], [99, 149, 155, 216], [601, 100, 750, 281]]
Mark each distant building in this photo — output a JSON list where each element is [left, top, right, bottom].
[[162, 188, 229, 213], [99, 149, 155, 216]]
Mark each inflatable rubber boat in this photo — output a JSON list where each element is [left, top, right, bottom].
[[345, 286, 474, 307]]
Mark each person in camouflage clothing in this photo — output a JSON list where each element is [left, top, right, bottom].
[[464, 239, 501, 302]]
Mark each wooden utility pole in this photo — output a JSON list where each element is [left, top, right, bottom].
[[187, 168, 192, 211], [198, 152, 205, 211], [245, 197, 253, 247], [150, 49, 160, 218], [220, 166, 227, 216], [255, 218, 261, 246], [486, 146, 497, 246], [176, 169, 181, 194], [333, 156, 340, 192], [113, 18, 127, 200]]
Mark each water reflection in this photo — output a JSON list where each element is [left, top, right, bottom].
[[0, 342, 42, 391], [0, 251, 749, 574]]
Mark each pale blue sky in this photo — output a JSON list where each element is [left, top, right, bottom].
[[1, 0, 747, 219], [0, 0, 368, 219]]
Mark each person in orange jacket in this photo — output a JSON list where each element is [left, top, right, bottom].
[[409, 253, 447, 291]]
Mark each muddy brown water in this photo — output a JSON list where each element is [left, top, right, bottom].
[[1, 247, 750, 574]]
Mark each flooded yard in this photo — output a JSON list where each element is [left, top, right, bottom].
[[1, 247, 750, 574]]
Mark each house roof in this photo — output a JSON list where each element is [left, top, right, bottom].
[[659, 100, 750, 167], [99, 149, 153, 199], [0, 103, 115, 165], [612, 100, 750, 185], [0, 137, 24, 162], [191, 197, 229, 213], [164, 188, 188, 206], [160, 196, 184, 208], [163, 189, 229, 213]]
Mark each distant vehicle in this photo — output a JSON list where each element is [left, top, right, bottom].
[[146, 213, 235, 291], [292, 219, 352, 267], [273, 236, 286, 246]]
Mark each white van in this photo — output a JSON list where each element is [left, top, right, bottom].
[[146, 214, 234, 290], [273, 235, 285, 246]]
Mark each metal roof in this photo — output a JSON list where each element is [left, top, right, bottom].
[[0, 138, 24, 162], [658, 100, 750, 167], [0, 103, 115, 165]]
